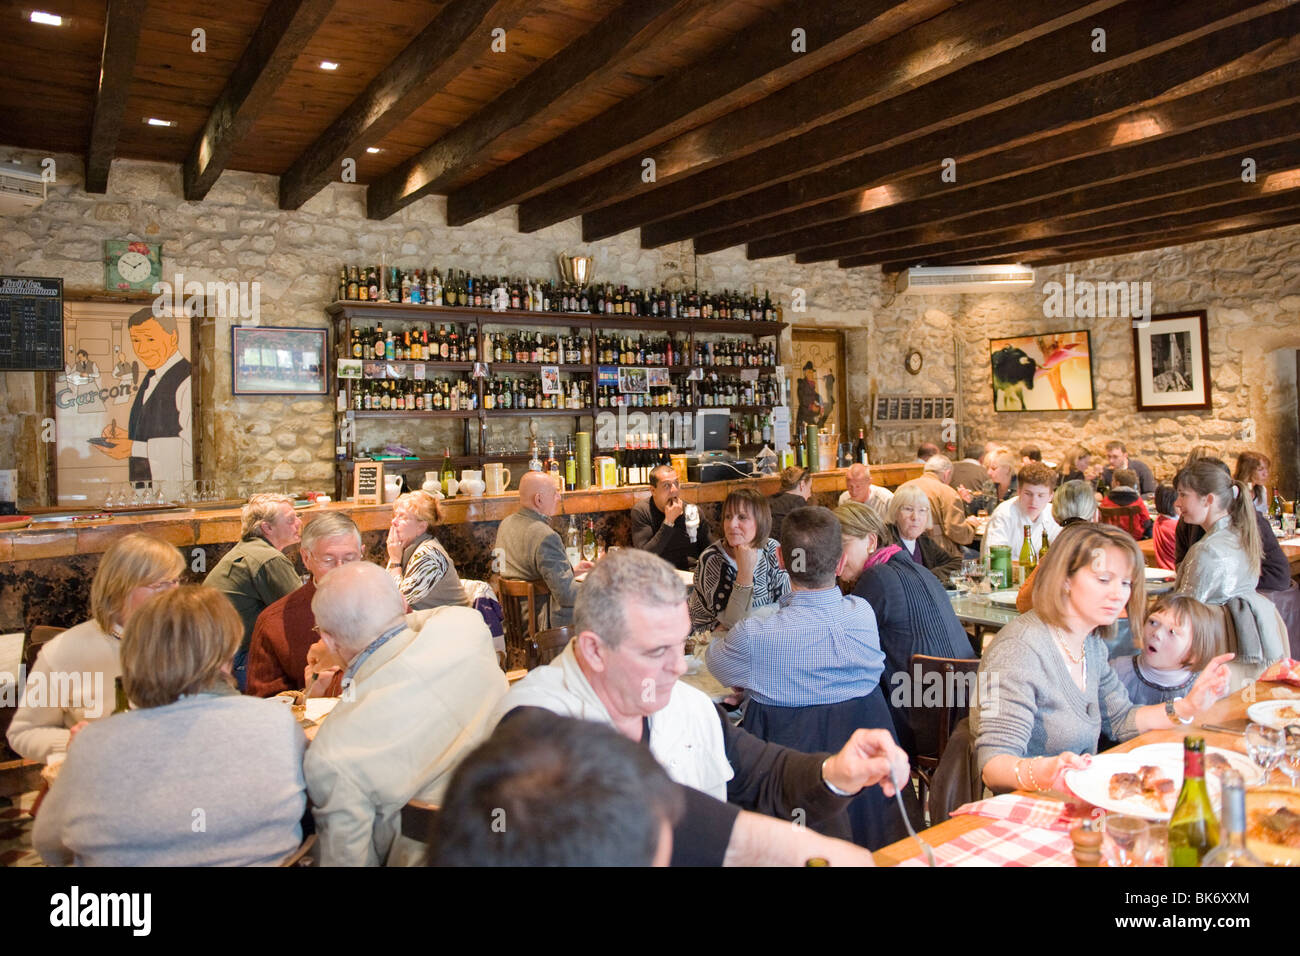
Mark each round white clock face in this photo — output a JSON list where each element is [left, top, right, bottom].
[[117, 250, 152, 283]]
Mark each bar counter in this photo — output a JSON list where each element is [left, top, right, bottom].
[[0, 464, 921, 633]]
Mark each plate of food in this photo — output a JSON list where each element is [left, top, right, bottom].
[[1144, 567, 1176, 582], [1244, 785, 1300, 866], [1064, 745, 1254, 820], [1247, 699, 1300, 731], [303, 696, 340, 723], [987, 589, 1019, 607]]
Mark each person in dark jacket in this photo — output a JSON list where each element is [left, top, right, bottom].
[[836, 502, 975, 761], [630, 464, 711, 570], [768, 465, 812, 540], [886, 483, 962, 584]]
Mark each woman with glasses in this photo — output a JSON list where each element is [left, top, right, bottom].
[[384, 491, 467, 608], [7, 533, 184, 762], [885, 484, 960, 585]]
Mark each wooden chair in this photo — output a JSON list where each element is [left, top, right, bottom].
[[279, 833, 318, 867], [532, 626, 572, 669], [908, 653, 981, 817], [493, 577, 550, 670], [1098, 503, 1145, 540], [24, 625, 64, 672]]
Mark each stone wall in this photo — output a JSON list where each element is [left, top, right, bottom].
[[1, 145, 1296, 504]]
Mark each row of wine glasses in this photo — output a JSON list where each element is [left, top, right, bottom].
[[1245, 722, 1300, 785], [102, 480, 224, 509]]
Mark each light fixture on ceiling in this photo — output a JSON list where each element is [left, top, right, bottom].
[[30, 11, 63, 26], [319, 61, 339, 70], [145, 118, 175, 127], [366, 147, 382, 154]]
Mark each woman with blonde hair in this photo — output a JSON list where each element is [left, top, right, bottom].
[[958, 448, 1018, 514], [836, 502, 973, 758], [385, 490, 467, 608], [33, 587, 307, 866], [7, 533, 184, 762], [885, 484, 960, 584], [690, 487, 788, 633], [973, 523, 1233, 795], [1057, 443, 1095, 485]]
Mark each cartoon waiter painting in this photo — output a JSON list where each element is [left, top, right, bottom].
[[96, 306, 193, 484]]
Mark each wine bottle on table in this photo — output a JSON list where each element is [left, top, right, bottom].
[[1018, 524, 1035, 584], [1200, 770, 1261, 866], [584, 518, 598, 561], [1039, 529, 1050, 561], [1168, 736, 1219, 866], [114, 676, 129, 714]]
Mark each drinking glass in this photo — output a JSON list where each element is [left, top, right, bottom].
[[965, 562, 988, 604], [1283, 726, 1300, 787], [1141, 823, 1168, 867], [1245, 722, 1285, 785], [1103, 815, 1149, 868], [1283, 511, 1297, 536], [950, 572, 971, 598]]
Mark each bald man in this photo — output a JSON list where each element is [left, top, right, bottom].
[[837, 463, 894, 517], [493, 471, 591, 628]]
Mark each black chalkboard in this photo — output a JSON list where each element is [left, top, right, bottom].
[[0, 275, 63, 370]]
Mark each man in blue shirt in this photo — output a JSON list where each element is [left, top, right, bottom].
[[707, 506, 885, 707]]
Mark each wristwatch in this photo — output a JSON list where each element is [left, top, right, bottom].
[[1165, 697, 1194, 725]]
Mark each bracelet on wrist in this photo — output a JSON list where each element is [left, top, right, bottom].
[[1025, 758, 1043, 792]]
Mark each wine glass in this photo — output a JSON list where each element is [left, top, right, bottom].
[[964, 561, 988, 603], [1103, 815, 1149, 868], [1282, 726, 1300, 787], [1245, 722, 1285, 785]]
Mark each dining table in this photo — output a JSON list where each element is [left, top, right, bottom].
[[1140, 534, 1300, 583], [873, 679, 1300, 866]]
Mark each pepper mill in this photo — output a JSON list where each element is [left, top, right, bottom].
[[1070, 817, 1104, 867]]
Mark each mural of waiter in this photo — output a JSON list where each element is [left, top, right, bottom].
[[96, 306, 193, 484]]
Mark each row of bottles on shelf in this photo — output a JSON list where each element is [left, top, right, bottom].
[[485, 330, 589, 365], [336, 264, 780, 321], [350, 323, 477, 363], [483, 377, 592, 411], [732, 414, 775, 447], [696, 338, 777, 367], [352, 377, 477, 412], [594, 334, 687, 366], [597, 384, 686, 408], [698, 376, 780, 407]]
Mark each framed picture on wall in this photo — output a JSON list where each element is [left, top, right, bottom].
[[1132, 310, 1211, 411], [231, 326, 328, 396], [989, 330, 1094, 412], [790, 328, 848, 438]]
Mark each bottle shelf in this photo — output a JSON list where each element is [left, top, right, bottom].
[[343, 456, 481, 470], [487, 363, 590, 373], [485, 407, 596, 417], [348, 360, 475, 371], [349, 409, 478, 419]]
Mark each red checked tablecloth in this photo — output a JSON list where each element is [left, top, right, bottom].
[[896, 794, 1094, 867]]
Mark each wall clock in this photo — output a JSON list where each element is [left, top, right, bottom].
[[104, 240, 162, 292], [904, 348, 923, 375]]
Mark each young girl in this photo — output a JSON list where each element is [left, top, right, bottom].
[[1112, 593, 1222, 705]]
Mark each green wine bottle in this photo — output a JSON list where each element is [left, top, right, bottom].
[[1017, 524, 1035, 584], [113, 676, 129, 714], [440, 447, 455, 495], [1167, 736, 1218, 866]]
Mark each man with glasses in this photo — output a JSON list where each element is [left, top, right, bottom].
[[498, 548, 908, 866], [245, 512, 361, 697]]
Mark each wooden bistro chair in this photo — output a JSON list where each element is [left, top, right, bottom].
[[532, 626, 572, 669], [24, 625, 65, 672], [908, 653, 981, 817], [494, 577, 551, 670], [279, 833, 318, 867], [1097, 503, 1145, 540]]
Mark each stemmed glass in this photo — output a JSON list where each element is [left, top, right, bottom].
[[1281, 726, 1300, 787], [1245, 722, 1285, 785], [964, 560, 988, 603], [1103, 815, 1149, 868]]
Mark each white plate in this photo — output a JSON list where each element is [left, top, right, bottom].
[[1247, 699, 1300, 731], [1064, 745, 1252, 820], [987, 589, 1019, 607], [1143, 567, 1175, 582], [304, 697, 341, 722]]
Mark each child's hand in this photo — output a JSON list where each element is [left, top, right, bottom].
[[1183, 652, 1235, 714]]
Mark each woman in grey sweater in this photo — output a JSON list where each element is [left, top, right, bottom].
[[34, 587, 307, 867], [972, 523, 1232, 795]]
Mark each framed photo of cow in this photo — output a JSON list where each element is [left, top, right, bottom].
[[1132, 310, 1211, 412], [988, 330, 1094, 412]]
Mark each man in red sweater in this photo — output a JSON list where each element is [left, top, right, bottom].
[[245, 512, 362, 697]]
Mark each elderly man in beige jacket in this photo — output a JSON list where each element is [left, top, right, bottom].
[[303, 562, 507, 866]]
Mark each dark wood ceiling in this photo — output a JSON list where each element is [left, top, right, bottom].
[[3, 0, 1299, 269]]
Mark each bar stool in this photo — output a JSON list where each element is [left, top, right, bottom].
[[494, 577, 551, 670]]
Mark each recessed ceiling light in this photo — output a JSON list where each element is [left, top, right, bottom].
[[319, 60, 339, 70], [30, 11, 63, 26], [145, 118, 175, 127], [366, 147, 382, 154]]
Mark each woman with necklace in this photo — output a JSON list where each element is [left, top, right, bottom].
[[972, 523, 1233, 795]]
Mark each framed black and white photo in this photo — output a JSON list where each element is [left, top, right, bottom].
[[1132, 310, 1211, 411], [232, 326, 328, 396]]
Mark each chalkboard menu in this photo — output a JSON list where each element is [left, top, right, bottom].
[[0, 275, 63, 371], [353, 461, 384, 505]]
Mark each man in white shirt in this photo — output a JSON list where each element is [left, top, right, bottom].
[[982, 462, 1062, 561], [838, 463, 894, 516]]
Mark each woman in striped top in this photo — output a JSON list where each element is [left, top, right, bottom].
[[689, 487, 789, 634], [385, 491, 468, 609]]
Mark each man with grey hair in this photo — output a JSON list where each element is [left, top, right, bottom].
[[900, 454, 976, 555], [493, 471, 590, 627], [837, 462, 893, 516], [245, 512, 362, 697], [204, 493, 303, 689], [304, 561, 506, 866], [499, 548, 908, 866]]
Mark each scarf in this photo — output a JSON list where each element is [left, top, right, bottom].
[[863, 543, 903, 569]]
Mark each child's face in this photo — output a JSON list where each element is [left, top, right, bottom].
[[1143, 609, 1194, 671]]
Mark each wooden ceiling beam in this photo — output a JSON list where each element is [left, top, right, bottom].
[[277, 0, 533, 211], [365, 0, 709, 221], [84, 0, 148, 193], [1021, 211, 1300, 265], [648, 2, 1300, 251], [444, 0, 915, 228], [871, 193, 1300, 270], [516, 0, 1122, 234], [183, 0, 335, 201], [795, 108, 1300, 264]]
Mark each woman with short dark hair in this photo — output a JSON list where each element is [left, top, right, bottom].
[[689, 487, 788, 633]]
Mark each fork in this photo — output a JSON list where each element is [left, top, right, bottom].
[[890, 768, 935, 867]]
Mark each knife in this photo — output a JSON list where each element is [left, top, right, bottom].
[[1199, 723, 1246, 736]]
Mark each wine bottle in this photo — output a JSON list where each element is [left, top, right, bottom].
[[1039, 529, 1050, 561], [546, 438, 563, 493], [1168, 736, 1219, 866], [855, 428, 869, 466], [113, 676, 129, 714], [440, 447, 455, 495], [1018, 524, 1035, 584], [528, 440, 543, 473], [565, 516, 581, 567], [1200, 770, 1262, 866], [583, 517, 598, 561]]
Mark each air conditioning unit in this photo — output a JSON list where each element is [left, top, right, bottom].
[[0, 163, 47, 216], [896, 264, 1034, 294]]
